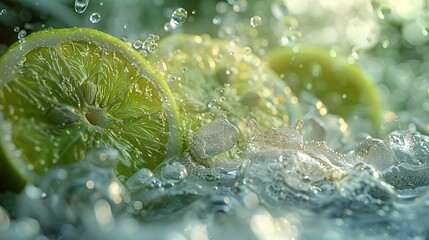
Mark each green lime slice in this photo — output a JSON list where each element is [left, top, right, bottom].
[[266, 46, 382, 134], [150, 34, 300, 162], [0, 27, 182, 191]]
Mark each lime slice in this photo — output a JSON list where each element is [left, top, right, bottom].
[[150, 34, 300, 162], [266, 46, 382, 134], [0, 27, 182, 191]]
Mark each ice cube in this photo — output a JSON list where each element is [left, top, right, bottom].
[[382, 130, 429, 189], [330, 163, 396, 217], [352, 138, 397, 171], [159, 161, 188, 183], [190, 118, 240, 159], [385, 130, 429, 170], [243, 149, 330, 207], [246, 127, 303, 151]]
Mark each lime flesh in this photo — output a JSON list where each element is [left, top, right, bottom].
[[0, 28, 182, 191]]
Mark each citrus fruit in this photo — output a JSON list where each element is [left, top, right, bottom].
[[0, 27, 182, 191], [149, 34, 300, 163], [266, 46, 382, 134]]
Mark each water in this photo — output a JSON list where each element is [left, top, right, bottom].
[[1, 0, 429, 239], [3, 128, 429, 239]]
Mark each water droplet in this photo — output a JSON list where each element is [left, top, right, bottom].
[[250, 16, 262, 28], [17, 29, 27, 40], [170, 7, 188, 29], [89, 12, 101, 23], [75, 0, 89, 14], [13, 26, 19, 32]]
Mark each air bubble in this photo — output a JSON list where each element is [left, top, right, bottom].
[[89, 12, 101, 23], [0, 9, 6, 16], [250, 16, 262, 28], [17, 29, 27, 40], [75, 0, 89, 14], [133, 40, 144, 50]]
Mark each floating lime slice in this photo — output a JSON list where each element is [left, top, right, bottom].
[[150, 34, 300, 162], [0, 27, 182, 191], [266, 46, 382, 134]]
